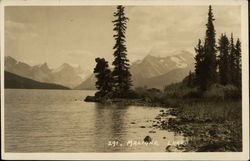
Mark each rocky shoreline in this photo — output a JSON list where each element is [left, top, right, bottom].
[[153, 108, 242, 152], [85, 96, 242, 152]]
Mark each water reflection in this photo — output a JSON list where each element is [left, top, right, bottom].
[[93, 103, 129, 152]]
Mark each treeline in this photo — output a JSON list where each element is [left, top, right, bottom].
[[93, 5, 133, 98], [188, 5, 241, 91]]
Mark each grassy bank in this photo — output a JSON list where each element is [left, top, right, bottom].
[[135, 83, 242, 152], [157, 99, 242, 152]]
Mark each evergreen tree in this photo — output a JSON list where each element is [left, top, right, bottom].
[[112, 5, 132, 96], [187, 70, 195, 88], [187, 71, 192, 87], [235, 38, 242, 88], [203, 5, 217, 89], [194, 39, 206, 90], [218, 33, 230, 85], [229, 33, 237, 85], [94, 58, 113, 97]]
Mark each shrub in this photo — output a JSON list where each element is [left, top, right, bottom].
[[223, 85, 241, 99], [134, 87, 162, 102], [108, 90, 139, 99], [183, 90, 203, 99], [203, 84, 241, 100], [203, 84, 225, 99]]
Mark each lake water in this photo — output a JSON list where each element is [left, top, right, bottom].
[[4, 89, 185, 152]]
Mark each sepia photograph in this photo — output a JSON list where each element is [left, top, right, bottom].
[[1, 0, 249, 160]]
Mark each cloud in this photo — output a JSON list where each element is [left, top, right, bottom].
[[126, 6, 207, 51], [126, 6, 241, 59], [67, 50, 90, 57], [56, 49, 97, 70], [5, 20, 38, 40]]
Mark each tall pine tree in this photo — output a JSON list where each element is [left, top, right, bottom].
[[112, 5, 132, 96], [229, 33, 237, 85], [194, 39, 206, 90], [218, 34, 230, 85], [234, 38, 241, 88], [203, 5, 217, 90]]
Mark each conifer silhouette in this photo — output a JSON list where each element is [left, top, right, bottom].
[[112, 5, 132, 97]]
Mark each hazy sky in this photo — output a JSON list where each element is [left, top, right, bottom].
[[5, 6, 241, 70]]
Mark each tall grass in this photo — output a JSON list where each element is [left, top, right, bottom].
[[135, 83, 242, 123], [178, 101, 242, 123], [152, 82, 243, 151]]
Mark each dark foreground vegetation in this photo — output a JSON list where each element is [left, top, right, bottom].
[[5, 71, 70, 90]]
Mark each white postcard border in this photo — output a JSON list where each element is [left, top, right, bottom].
[[0, 0, 249, 160]]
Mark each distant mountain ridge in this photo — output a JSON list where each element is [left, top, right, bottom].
[[5, 71, 70, 90], [131, 50, 193, 78], [5, 56, 91, 88], [51, 63, 85, 88], [74, 74, 96, 90], [75, 50, 195, 90]]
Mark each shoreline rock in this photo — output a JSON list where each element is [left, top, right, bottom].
[[155, 108, 242, 152], [84, 96, 101, 102], [144, 136, 152, 143]]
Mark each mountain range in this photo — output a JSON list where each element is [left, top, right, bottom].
[[5, 50, 194, 90], [5, 56, 91, 88], [75, 50, 195, 90]]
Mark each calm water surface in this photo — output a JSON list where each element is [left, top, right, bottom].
[[5, 89, 185, 152]]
